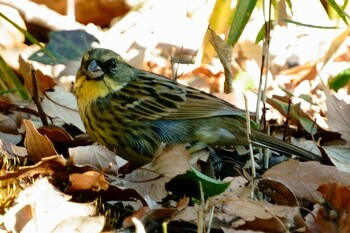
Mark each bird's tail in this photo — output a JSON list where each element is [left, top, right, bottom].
[[250, 129, 322, 162]]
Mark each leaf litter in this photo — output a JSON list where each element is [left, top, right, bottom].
[[1, 1, 350, 232]]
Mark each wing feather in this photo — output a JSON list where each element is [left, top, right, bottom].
[[101, 69, 245, 121]]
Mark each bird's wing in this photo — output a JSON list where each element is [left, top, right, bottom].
[[104, 69, 245, 121]]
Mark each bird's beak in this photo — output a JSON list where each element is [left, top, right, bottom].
[[86, 60, 104, 79]]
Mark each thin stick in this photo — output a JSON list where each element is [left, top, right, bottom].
[[31, 67, 49, 126], [243, 94, 256, 179]]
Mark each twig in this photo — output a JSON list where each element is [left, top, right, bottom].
[[31, 67, 48, 126], [283, 95, 292, 141], [244, 94, 256, 179]]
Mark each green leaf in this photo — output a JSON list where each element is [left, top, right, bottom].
[[329, 68, 350, 91], [298, 94, 313, 104], [327, 0, 349, 24], [227, 0, 257, 46], [299, 116, 317, 135], [29, 30, 99, 64], [255, 23, 266, 43], [0, 56, 29, 100], [285, 0, 293, 15], [165, 167, 230, 200], [0, 12, 44, 49], [281, 18, 339, 29]]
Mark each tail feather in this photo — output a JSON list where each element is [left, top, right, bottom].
[[250, 130, 322, 162]]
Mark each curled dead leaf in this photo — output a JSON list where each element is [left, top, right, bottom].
[[70, 171, 108, 191], [23, 120, 58, 161]]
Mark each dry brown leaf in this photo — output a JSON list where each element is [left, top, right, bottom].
[[209, 28, 233, 93], [0, 155, 66, 180], [307, 183, 350, 233], [173, 197, 305, 231], [70, 171, 108, 191], [19, 55, 56, 98], [123, 197, 189, 229], [31, 0, 129, 27], [122, 145, 191, 202], [262, 160, 350, 203], [221, 228, 264, 233], [179, 65, 223, 93], [219, 197, 305, 231], [23, 119, 58, 161], [277, 62, 317, 87], [38, 125, 74, 143], [122, 206, 150, 228], [258, 179, 298, 206]]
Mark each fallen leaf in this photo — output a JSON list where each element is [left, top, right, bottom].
[[0, 155, 66, 180], [323, 146, 350, 172], [258, 179, 298, 206], [209, 28, 233, 93], [122, 145, 191, 202], [41, 86, 85, 132], [322, 28, 350, 68], [262, 160, 350, 203], [70, 144, 122, 175], [3, 177, 102, 233], [0, 137, 27, 159], [52, 215, 104, 233], [70, 171, 108, 191], [324, 89, 350, 142], [23, 120, 58, 161], [219, 197, 305, 231], [19, 55, 56, 97], [307, 183, 350, 233]]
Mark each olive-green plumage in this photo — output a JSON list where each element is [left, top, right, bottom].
[[74, 48, 321, 165]]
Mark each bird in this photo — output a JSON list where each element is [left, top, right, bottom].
[[74, 48, 322, 165]]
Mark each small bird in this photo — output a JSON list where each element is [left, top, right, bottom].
[[74, 48, 321, 165]]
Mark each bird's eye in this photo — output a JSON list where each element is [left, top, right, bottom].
[[108, 59, 118, 73]]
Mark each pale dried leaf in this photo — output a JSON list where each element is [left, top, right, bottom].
[[324, 89, 350, 142], [42, 86, 85, 132], [3, 178, 66, 232], [70, 145, 123, 175], [0, 131, 22, 145], [221, 228, 264, 233], [0, 138, 27, 159], [123, 145, 191, 202], [262, 160, 350, 203], [220, 197, 304, 230], [210, 176, 251, 203], [8, 178, 98, 233], [52, 215, 104, 233], [0, 113, 21, 134], [23, 120, 58, 161], [324, 146, 350, 172]]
